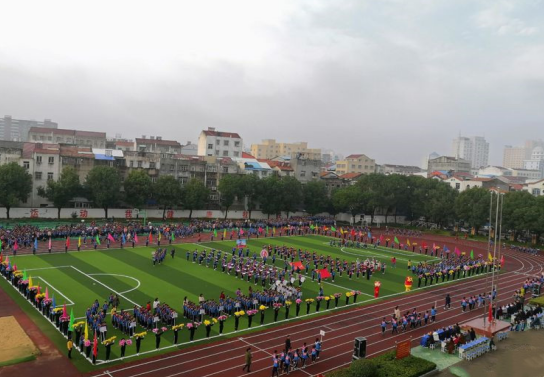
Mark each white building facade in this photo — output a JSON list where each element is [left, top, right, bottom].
[[452, 135, 489, 169], [198, 127, 243, 158]]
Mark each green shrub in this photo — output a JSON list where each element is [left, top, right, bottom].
[[349, 358, 377, 377], [529, 296, 544, 306], [328, 351, 436, 377]]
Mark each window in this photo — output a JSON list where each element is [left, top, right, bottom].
[[47, 172, 54, 180], [533, 188, 541, 196], [56, 137, 62, 142], [36, 156, 42, 164], [48, 156, 54, 164], [234, 141, 240, 147], [23, 161, 30, 169], [300, 170, 306, 177], [233, 151, 239, 157], [223, 151, 228, 156], [224, 140, 229, 146], [137, 161, 143, 168], [208, 143, 213, 150], [35, 172, 42, 180], [223, 166, 229, 173], [32, 135, 37, 141], [455, 183, 461, 190], [216, 140, 220, 145], [130, 160, 134, 167], [180, 165, 188, 172], [150, 162, 155, 169]]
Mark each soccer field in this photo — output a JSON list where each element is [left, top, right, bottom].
[[5, 234, 447, 365]]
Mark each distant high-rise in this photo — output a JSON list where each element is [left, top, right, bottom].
[[0, 115, 58, 142], [503, 145, 526, 169], [452, 135, 489, 169]]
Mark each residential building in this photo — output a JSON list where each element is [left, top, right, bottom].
[[427, 156, 471, 175], [380, 164, 423, 176], [509, 168, 542, 181], [319, 172, 346, 194], [180, 141, 198, 156], [251, 139, 321, 160], [523, 179, 544, 196], [124, 151, 161, 181], [503, 145, 526, 169], [452, 135, 488, 169], [28, 127, 106, 148], [257, 159, 293, 177], [339, 172, 363, 184], [135, 136, 182, 154], [59, 145, 95, 184], [0, 140, 24, 165], [289, 153, 322, 184], [422, 152, 440, 170], [20, 143, 61, 207], [335, 154, 376, 176], [113, 141, 135, 151], [443, 176, 483, 191], [0, 115, 57, 142], [322, 149, 343, 165], [232, 154, 272, 179], [197, 127, 243, 158]]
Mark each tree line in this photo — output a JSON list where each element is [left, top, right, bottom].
[[1, 162, 543, 240]]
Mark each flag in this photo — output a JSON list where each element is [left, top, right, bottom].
[[317, 268, 332, 279], [122, 233, 126, 244], [171, 232, 175, 242], [273, 227, 276, 234], [0, 251, 2, 263], [290, 261, 304, 270], [379, 234, 384, 244], [454, 247, 461, 256], [258, 227, 263, 233], [331, 226, 337, 232], [107, 234, 115, 242], [368, 231, 372, 239], [68, 308, 75, 331], [394, 236, 399, 244], [266, 226, 269, 234], [84, 322, 89, 341], [45, 287, 49, 300], [48, 238, 52, 250], [0, 239, 2, 250], [95, 235, 101, 245], [223, 229, 227, 238], [470, 250, 474, 259], [240, 229, 244, 236], [29, 276, 33, 288], [407, 239, 411, 247], [158, 232, 162, 241], [66, 237, 70, 248], [148, 233, 153, 243], [310, 224, 315, 230], [500, 255, 505, 266], [52, 295, 56, 309], [422, 241, 427, 249], [34, 238, 38, 250], [134, 234, 139, 243], [351, 229, 356, 236], [443, 245, 448, 252], [488, 302, 493, 323], [23, 269, 27, 280], [214, 229, 217, 237], [13, 240, 18, 251], [488, 252, 493, 262], [78, 236, 82, 248], [93, 331, 98, 358], [62, 303, 67, 319]]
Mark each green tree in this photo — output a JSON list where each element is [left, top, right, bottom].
[[218, 174, 240, 219], [455, 187, 490, 232], [333, 185, 364, 223], [238, 174, 261, 219], [279, 176, 303, 217], [423, 179, 458, 226], [85, 166, 122, 218], [182, 178, 209, 220], [154, 175, 182, 219], [37, 166, 81, 219], [259, 175, 282, 218], [502, 191, 536, 240], [0, 162, 32, 219], [303, 181, 328, 215], [123, 170, 153, 209]]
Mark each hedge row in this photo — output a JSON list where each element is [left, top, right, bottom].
[[326, 351, 436, 377], [528, 296, 544, 306]]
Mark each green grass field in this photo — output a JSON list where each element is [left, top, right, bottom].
[[4, 235, 448, 370]]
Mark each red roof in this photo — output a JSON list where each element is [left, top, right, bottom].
[[76, 130, 106, 138], [135, 138, 181, 147], [340, 172, 363, 180], [345, 154, 365, 159], [242, 152, 255, 159], [202, 130, 241, 138]]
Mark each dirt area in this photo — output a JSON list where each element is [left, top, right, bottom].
[[440, 330, 544, 377], [0, 316, 39, 365]]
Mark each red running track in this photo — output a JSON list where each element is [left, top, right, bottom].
[[87, 248, 542, 377]]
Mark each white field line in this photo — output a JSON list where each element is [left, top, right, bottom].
[[33, 276, 75, 305], [70, 266, 140, 308], [88, 273, 141, 294], [24, 265, 72, 271]]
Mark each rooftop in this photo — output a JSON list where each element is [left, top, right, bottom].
[[28, 127, 106, 138]]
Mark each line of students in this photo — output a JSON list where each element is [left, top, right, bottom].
[[271, 338, 322, 376]]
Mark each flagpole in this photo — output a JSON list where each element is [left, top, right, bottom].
[[490, 191, 502, 324], [483, 190, 495, 326]]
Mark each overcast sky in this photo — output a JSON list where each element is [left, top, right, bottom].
[[1, 0, 543, 166]]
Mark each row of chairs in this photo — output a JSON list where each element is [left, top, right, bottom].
[[497, 332, 508, 341], [465, 341, 490, 361]]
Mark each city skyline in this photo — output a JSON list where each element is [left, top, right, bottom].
[[1, 0, 543, 166]]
